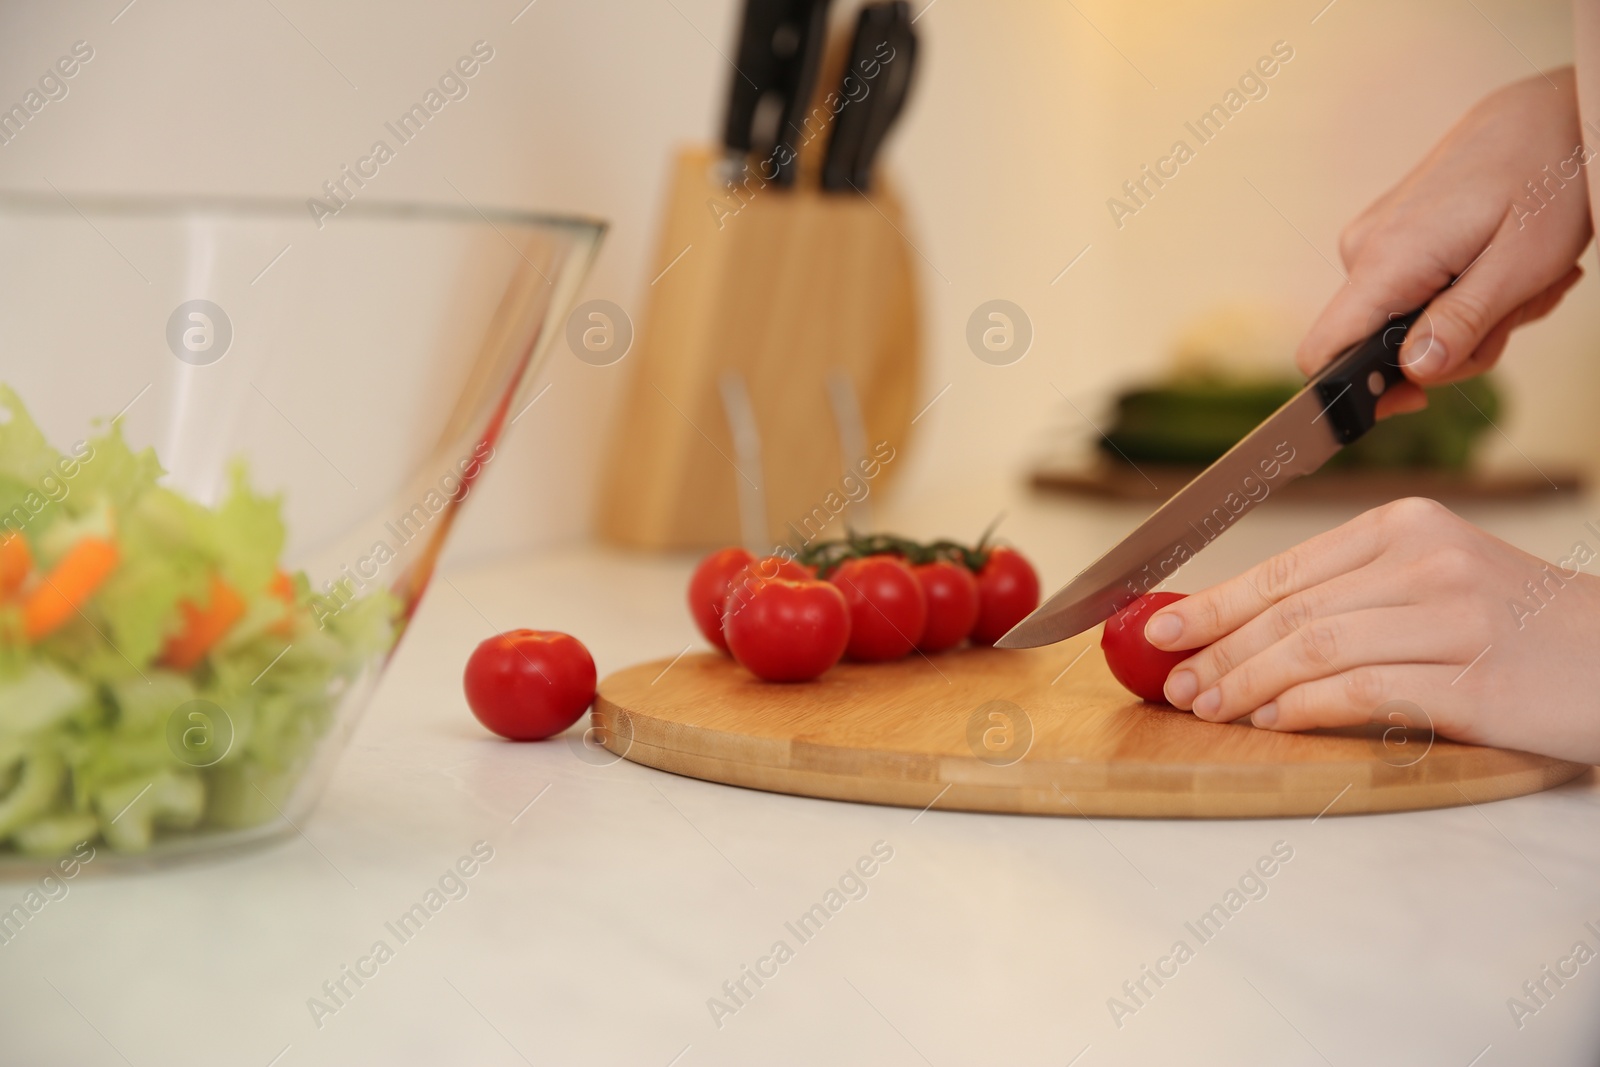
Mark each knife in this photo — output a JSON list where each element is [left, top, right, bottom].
[[770, 0, 833, 186], [821, 1, 918, 192], [722, 0, 783, 175], [720, 0, 832, 187], [995, 309, 1424, 649]]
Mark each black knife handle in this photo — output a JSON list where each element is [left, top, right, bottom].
[[723, 0, 785, 155], [820, 6, 880, 191], [773, 0, 834, 187], [1310, 308, 1424, 444], [848, 7, 916, 191], [821, 1, 915, 193]]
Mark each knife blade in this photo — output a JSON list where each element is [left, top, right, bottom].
[[995, 308, 1423, 649]]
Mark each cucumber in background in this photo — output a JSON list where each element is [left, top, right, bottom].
[[1099, 374, 1501, 470]]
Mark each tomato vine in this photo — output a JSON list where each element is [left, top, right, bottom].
[[795, 516, 1007, 579]]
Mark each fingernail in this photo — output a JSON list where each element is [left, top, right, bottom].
[[1165, 669, 1198, 706], [1406, 332, 1447, 378], [1192, 687, 1221, 718], [1252, 702, 1279, 728], [1145, 612, 1182, 648]]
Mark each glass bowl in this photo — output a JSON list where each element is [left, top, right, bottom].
[[0, 192, 602, 872]]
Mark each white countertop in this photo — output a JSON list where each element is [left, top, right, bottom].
[[6, 478, 1600, 1067]]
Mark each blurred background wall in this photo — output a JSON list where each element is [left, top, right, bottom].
[[0, 0, 1591, 561]]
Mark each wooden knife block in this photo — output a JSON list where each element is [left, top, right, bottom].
[[595, 145, 920, 551]]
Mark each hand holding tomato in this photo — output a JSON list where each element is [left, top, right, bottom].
[[1143, 497, 1600, 762], [464, 630, 597, 741]]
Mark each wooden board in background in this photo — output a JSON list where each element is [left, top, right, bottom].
[[1032, 455, 1586, 504], [594, 640, 1587, 818]]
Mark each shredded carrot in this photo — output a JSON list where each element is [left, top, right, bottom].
[[161, 574, 247, 670], [0, 534, 32, 599], [268, 569, 297, 637], [22, 537, 119, 640]]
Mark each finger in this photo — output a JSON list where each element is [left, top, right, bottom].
[[1168, 579, 1419, 710], [1294, 247, 1455, 378], [1375, 381, 1428, 419], [1400, 230, 1579, 382], [1426, 265, 1583, 384], [1180, 606, 1467, 723], [1340, 275, 1564, 406], [1144, 512, 1390, 651], [1523, 263, 1584, 320], [1249, 665, 1459, 733], [1446, 312, 1517, 381]]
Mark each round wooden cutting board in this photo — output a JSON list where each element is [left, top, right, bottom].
[[593, 635, 1588, 818]]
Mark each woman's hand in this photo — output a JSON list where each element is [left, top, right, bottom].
[[1298, 68, 1591, 417], [1145, 497, 1600, 764]]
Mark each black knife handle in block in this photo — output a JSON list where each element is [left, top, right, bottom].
[[724, 0, 784, 155], [820, 6, 881, 191], [821, 1, 914, 192], [1310, 308, 1423, 444], [773, 0, 833, 187], [846, 2, 915, 190]]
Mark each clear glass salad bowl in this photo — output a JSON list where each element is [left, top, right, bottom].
[[0, 192, 602, 872]]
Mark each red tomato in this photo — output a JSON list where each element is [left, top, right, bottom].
[[688, 547, 755, 653], [969, 546, 1041, 646], [463, 630, 597, 740], [723, 577, 850, 682], [912, 559, 979, 653], [1100, 592, 1191, 704], [829, 556, 927, 661], [722, 554, 811, 630]]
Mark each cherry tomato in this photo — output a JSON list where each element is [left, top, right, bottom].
[[912, 559, 979, 653], [722, 554, 811, 630], [463, 629, 597, 740], [688, 547, 754, 653], [1100, 592, 1191, 704], [969, 546, 1041, 646], [829, 556, 927, 661], [723, 577, 850, 682]]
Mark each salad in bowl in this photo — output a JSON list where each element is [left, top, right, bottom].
[[0, 192, 603, 869], [0, 387, 394, 858]]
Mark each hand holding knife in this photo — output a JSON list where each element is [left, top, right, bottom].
[[997, 309, 1427, 648]]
